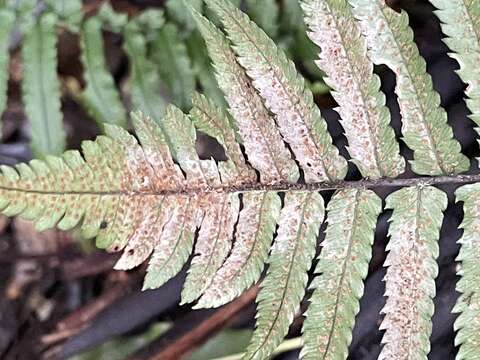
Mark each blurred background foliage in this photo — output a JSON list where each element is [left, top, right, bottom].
[[0, 0, 328, 159]]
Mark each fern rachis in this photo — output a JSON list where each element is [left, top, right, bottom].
[[2, 1, 480, 359]]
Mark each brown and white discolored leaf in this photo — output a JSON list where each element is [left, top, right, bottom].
[[380, 185, 447, 359], [349, 0, 469, 176], [162, 105, 221, 187], [114, 195, 168, 271], [204, 0, 348, 183], [191, 12, 299, 184], [0, 3, 472, 359], [302, 0, 404, 179], [131, 111, 185, 190], [429, 0, 480, 140], [143, 195, 199, 290], [196, 191, 281, 308], [181, 192, 240, 304]]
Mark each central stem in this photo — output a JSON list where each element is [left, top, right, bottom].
[[2, 172, 479, 197]]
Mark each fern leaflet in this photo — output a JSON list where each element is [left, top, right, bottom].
[[454, 184, 480, 360], [191, 10, 299, 183], [22, 12, 66, 156], [302, 0, 404, 178], [152, 23, 195, 110], [79, 17, 127, 128], [380, 185, 446, 359], [429, 0, 480, 136], [301, 189, 381, 359], [350, 0, 468, 175], [123, 20, 167, 123], [243, 191, 324, 360]]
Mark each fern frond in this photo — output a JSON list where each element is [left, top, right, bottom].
[[301, 188, 381, 359], [380, 185, 446, 359], [2, 3, 479, 358], [22, 13, 66, 156], [242, 191, 324, 360], [191, 10, 300, 183], [0, 9, 14, 136], [302, 0, 404, 179], [429, 0, 480, 135], [123, 21, 166, 123], [152, 23, 195, 110], [350, 0, 469, 176], [79, 17, 127, 128], [204, 0, 348, 183], [453, 183, 480, 359]]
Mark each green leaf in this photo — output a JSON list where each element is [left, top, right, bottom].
[[5, 0, 36, 32], [204, 0, 241, 27], [380, 185, 447, 359], [123, 22, 167, 123], [44, 0, 82, 31], [350, 0, 469, 175], [22, 12, 66, 157], [302, 189, 381, 359], [152, 23, 195, 110], [246, 0, 279, 38], [96, 2, 128, 33], [454, 183, 480, 360], [0, 9, 14, 136], [280, 0, 304, 33], [186, 31, 227, 109], [79, 17, 127, 128], [130, 9, 165, 41], [242, 191, 324, 360], [166, 0, 203, 31]]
